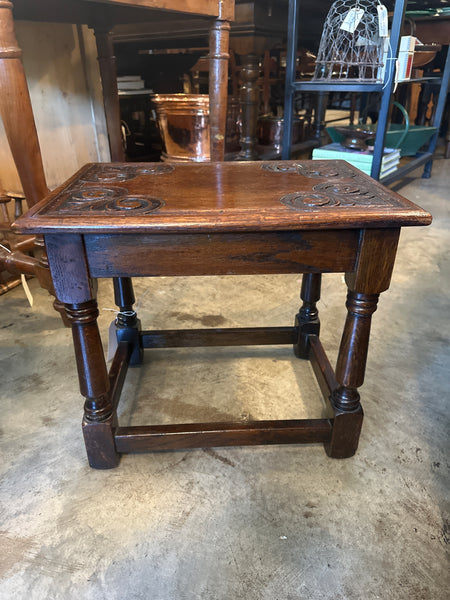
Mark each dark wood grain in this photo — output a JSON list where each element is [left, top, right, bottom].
[[15, 161, 432, 235], [83, 230, 359, 277], [115, 419, 333, 453], [309, 334, 338, 403], [141, 326, 296, 348]]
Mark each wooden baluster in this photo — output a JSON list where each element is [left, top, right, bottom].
[[113, 276, 142, 366], [65, 300, 118, 469], [294, 273, 322, 359], [325, 291, 378, 458], [326, 228, 400, 458], [45, 233, 118, 468], [209, 18, 230, 161], [238, 53, 259, 160]]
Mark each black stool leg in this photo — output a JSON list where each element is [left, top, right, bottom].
[[294, 273, 321, 359], [113, 277, 143, 365]]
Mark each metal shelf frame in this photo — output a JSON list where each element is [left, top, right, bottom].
[[282, 0, 450, 183]]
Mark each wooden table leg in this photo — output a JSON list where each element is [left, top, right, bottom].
[[326, 228, 400, 458], [294, 273, 321, 359], [45, 234, 118, 468], [113, 276, 143, 366]]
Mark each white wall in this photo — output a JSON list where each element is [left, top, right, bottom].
[[0, 21, 110, 196]]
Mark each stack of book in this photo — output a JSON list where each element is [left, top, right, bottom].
[[312, 143, 400, 179], [117, 75, 145, 90]]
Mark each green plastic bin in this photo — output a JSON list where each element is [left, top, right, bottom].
[[327, 102, 437, 156]]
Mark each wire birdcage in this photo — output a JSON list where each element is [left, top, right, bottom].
[[313, 0, 386, 82]]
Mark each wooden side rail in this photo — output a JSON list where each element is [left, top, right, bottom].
[[141, 326, 296, 348], [105, 325, 338, 456], [114, 420, 333, 453]]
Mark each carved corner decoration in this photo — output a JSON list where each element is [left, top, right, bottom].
[[261, 161, 404, 210], [80, 163, 174, 184], [42, 164, 173, 216], [59, 187, 164, 215], [261, 161, 357, 179]]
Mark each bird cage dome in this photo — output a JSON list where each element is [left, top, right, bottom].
[[313, 0, 387, 82]]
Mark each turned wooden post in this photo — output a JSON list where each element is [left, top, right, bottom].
[[113, 276, 142, 366], [238, 53, 259, 160], [326, 228, 400, 458], [0, 0, 48, 207], [294, 273, 321, 359], [45, 233, 119, 468], [92, 23, 124, 162], [65, 300, 118, 469], [209, 18, 230, 161]]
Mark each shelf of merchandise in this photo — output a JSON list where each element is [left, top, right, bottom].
[[282, 0, 450, 183]]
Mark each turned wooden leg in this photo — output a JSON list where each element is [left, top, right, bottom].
[[325, 291, 379, 458], [113, 276, 142, 366], [294, 273, 321, 359], [65, 300, 119, 469]]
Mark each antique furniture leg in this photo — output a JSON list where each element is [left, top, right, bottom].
[[294, 273, 321, 359], [238, 53, 259, 160], [45, 233, 119, 469], [113, 276, 143, 366], [326, 228, 400, 458]]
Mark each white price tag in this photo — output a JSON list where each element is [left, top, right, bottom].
[[377, 4, 389, 37], [107, 319, 118, 362], [21, 274, 33, 307], [340, 7, 365, 33]]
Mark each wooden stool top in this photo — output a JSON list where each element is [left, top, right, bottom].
[[15, 161, 432, 235]]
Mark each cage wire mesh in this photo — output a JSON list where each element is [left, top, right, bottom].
[[313, 0, 386, 81]]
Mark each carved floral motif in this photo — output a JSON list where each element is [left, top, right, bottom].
[[268, 160, 404, 210], [261, 161, 357, 179], [42, 163, 174, 216], [57, 186, 164, 215], [80, 163, 174, 184]]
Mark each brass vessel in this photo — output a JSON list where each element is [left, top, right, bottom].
[[152, 94, 240, 161]]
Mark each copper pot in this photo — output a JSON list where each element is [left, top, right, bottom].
[[152, 94, 209, 162], [152, 94, 240, 161], [257, 116, 305, 151]]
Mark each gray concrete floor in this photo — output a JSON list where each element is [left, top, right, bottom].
[[1, 156, 449, 600]]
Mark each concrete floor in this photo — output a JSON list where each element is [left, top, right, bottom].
[[0, 156, 449, 600]]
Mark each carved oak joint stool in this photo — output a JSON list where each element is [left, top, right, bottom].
[[15, 161, 431, 468]]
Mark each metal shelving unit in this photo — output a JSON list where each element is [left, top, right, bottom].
[[282, 0, 450, 183]]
